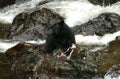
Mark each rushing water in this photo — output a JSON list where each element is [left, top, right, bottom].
[[0, 0, 120, 78], [0, 0, 41, 24], [0, 0, 120, 51], [43, 0, 120, 27]]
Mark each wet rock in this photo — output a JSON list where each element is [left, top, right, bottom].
[[9, 12, 29, 39], [72, 13, 120, 36], [0, 0, 16, 8], [75, 39, 120, 75], [37, 0, 51, 6], [11, 53, 44, 79], [5, 42, 40, 61], [9, 8, 64, 41], [97, 40, 120, 72], [0, 54, 9, 64], [107, 39, 120, 53], [116, 36, 120, 40], [3, 39, 120, 79], [0, 53, 12, 79], [0, 23, 10, 39], [4, 42, 97, 79]]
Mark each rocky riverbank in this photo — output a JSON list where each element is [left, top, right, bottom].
[[0, 38, 120, 79]]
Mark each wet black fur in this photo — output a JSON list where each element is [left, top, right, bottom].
[[45, 20, 75, 55]]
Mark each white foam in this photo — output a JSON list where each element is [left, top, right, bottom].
[[75, 31, 120, 45], [44, 1, 120, 27], [0, 40, 19, 53], [0, 0, 43, 24], [104, 74, 120, 79], [0, 39, 45, 53], [26, 39, 46, 44]]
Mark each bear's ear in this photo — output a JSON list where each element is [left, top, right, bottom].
[[59, 20, 64, 25]]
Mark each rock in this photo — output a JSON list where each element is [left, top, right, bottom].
[[37, 0, 51, 6], [116, 36, 120, 40], [0, 23, 10, 39], [97, 40, 120, 72], [9, 8, 64, 41], [0, 54, 9, 64], [5, 42, 33, 61], [3, 39, 120, 79], [107, 39, 120, 53], [9, 12, 29, 39], [72, 13, 120, 36], [11, 53, 44, 79], [0, 53, 12, 79], [0, 0, 16, 8], [5, 42, 98, 79]]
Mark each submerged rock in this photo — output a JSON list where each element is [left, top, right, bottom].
[[72, 13, 120, 36]]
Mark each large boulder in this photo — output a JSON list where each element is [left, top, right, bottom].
[[2, 38, 120, 79], [9, 8, 64, 41], [5, 42, 98, 79], [8, 12, 29, 39], [72, 13, 120, 36]]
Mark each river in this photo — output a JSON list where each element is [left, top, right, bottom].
[[0, 0, 120, 79]]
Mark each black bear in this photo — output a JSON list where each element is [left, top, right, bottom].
[[46, 20, 76, 59]]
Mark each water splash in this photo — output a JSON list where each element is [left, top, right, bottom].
[[0, 40, 19, 53], [75, 31, 120, 45], [25, 39, 45, 44]]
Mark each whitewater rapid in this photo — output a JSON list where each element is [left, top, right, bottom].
[[0, 0, 120, 51], [0, 0, 42, 24]]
